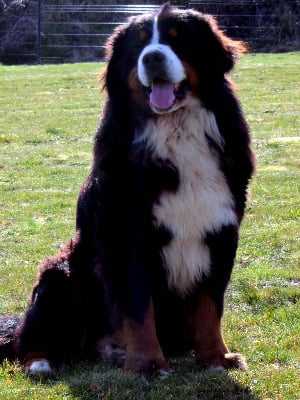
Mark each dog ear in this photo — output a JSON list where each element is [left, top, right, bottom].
[[198, 14, 247, 74], [190, 11, 247, 77], [102, 24, 130, 98]]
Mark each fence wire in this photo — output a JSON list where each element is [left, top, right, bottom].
[[0, 1, 299, 64]]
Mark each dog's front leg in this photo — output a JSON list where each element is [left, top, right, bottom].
[[122, 298, 169, 375], [191, 291, 247, 371]]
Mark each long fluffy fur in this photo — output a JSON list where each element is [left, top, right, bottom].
[[0, 4, 254, 375]]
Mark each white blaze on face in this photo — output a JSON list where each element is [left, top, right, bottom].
[[137, 15, 186, 112], [151, 15, 160, 45]]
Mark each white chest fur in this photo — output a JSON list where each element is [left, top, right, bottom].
[[140, 97, 237, 296]]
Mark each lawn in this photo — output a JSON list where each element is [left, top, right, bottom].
[[0, 53, 299, 399]]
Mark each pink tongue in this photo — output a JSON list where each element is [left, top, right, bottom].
[[149, 82, 175, 110]]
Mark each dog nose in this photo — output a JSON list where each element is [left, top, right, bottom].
[[142, 50, 165, 70]]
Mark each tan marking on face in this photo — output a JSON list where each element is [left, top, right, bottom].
[[183, 62, 199, 95], [168, 27, 178, 38], [128, 67, 139, 91], [139, 30, 149, 43], [128, 67, 147, 107]]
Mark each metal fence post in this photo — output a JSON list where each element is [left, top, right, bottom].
[[36, 0, 42, 64]]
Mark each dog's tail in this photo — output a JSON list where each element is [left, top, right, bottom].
[[0, 315, 21, 362]]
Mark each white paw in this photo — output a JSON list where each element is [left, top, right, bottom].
[[159, 368, 173, 378], [25, 359, 53, 375]]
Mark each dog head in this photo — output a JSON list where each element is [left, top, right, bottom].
[[103, 3, 246, 115]]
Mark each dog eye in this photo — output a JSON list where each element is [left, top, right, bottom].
[[132, 30, 150, 51]]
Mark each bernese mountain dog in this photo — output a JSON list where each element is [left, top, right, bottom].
[[5, 3, 255, 375]]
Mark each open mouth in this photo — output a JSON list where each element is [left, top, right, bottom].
[[146, 78, 188, 113]]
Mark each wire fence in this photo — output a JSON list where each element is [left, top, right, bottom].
[[0, 0, 299, 65]]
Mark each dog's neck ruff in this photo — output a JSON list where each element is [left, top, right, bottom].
[[139, 97, 237, 296]]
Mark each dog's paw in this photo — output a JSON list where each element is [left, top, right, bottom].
[[124, 354, 169, 376], [196, 352, 247, 371], [97, 336, 126, 368], [223, 353, 247, 370], [25, 359, 54, 376]]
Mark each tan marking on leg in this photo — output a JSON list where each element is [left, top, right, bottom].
[[123, 299, 169, 375], [191, 292, 246, 370]]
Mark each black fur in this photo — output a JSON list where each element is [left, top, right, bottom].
[[0, 5, 254, 372]]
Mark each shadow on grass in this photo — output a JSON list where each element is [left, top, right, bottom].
[[45, 358, 261, 400], [0, 317, 260, 399]]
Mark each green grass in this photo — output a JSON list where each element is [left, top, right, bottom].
[[0, 53, 299, 399]]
